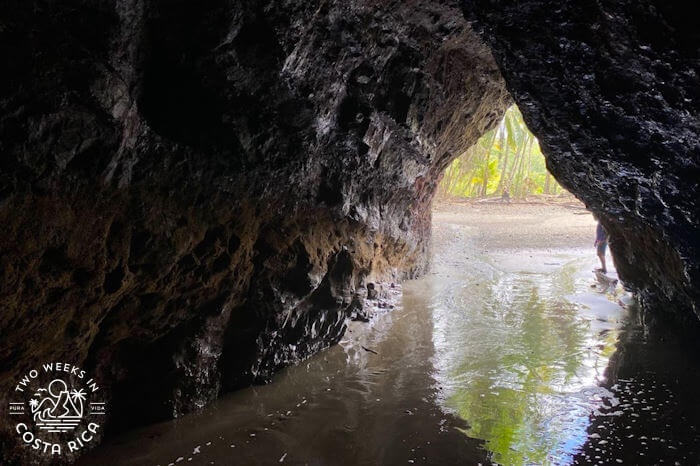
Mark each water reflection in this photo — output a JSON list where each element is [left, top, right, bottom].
[[574, 305, 700, 465], [84, 219, 637, 466], [428, 243, 625, 465]]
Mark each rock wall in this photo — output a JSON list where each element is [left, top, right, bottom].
[[0, 0, 508, 458], [462, 0, 699, 326]]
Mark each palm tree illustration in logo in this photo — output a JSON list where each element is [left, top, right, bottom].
[[69, 388, 87, 417], [30, 379, 84, 431]]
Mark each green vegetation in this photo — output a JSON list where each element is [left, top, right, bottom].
[[438, 105, 565, 199]]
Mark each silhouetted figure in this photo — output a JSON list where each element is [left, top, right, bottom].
[[595, 221, 608, 273], [501, 188, 511, 203]]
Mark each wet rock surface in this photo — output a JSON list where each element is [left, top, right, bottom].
[[462, 0, 700, 326], [0, 0, 508, 460]]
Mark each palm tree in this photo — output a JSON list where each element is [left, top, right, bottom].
[[69, 388, 87, 417], [29, 398, 39, 410], [438, 104, 567, 199]]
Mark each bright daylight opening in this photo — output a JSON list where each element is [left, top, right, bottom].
[[438, 105, 564, 200], [423, 105, 626, 464]]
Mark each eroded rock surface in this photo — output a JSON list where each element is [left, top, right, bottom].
[[462, 0, 699, 327], [0, 0, 508, 459]]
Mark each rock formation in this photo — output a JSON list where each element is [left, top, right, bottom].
[[0, 0, 508, 459]]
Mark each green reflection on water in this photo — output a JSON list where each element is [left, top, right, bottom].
[[440, 260, 620, 465]]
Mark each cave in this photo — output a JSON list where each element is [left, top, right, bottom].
[[0, 0, 697, 463]]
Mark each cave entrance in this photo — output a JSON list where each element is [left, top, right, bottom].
[[437, 104, 565, 200], [421, 104, 628, 462]]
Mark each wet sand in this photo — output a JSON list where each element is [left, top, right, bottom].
[[81, 201, 675, 466]]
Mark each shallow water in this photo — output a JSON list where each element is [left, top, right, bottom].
[[82, 217, 700, 465]]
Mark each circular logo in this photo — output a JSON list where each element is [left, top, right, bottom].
[[8, 362, 105, 457]]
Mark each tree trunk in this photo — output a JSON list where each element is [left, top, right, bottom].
[[513, 146, 526, 196], [497, 150, 509, 193], [524, 137, 534, 196], [507, 151, 519, 188], [496, 122, 509, 193], [515, 137, 532, 197], [508, 133, 527, 192], [481, 152, 490, 196], [480, 129, 498, 197]]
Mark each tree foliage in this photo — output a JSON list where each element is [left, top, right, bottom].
[[438, 105, 565, 199]]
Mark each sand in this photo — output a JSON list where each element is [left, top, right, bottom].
[[432, 199, 597, 251]]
